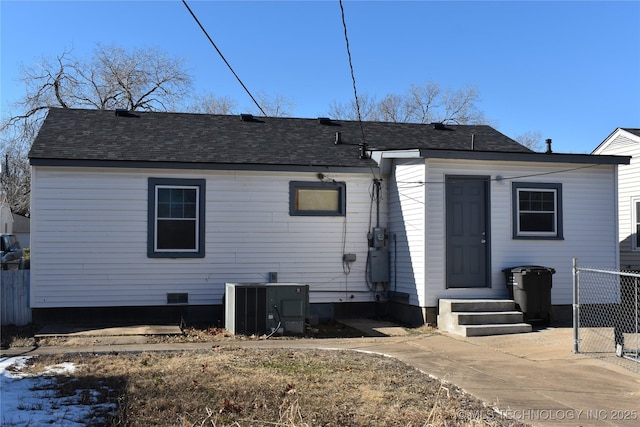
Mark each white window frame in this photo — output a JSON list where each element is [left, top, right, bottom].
[[154, 185, 200, 253]]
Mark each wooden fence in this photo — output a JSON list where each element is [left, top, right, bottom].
[[1, 270, 31, 326]]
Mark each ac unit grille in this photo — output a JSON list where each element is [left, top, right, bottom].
[[225, 283, 309, 336]]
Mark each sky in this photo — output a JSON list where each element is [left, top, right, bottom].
[[1, 0, 639, 154]]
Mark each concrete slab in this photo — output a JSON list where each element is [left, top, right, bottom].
[[3, 324, 639, 427], [336, 318, 410, 337], [35, 324, 183, 338]]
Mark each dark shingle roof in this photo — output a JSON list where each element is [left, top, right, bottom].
[[621, 128, 640, 138], [29, 108, 532, 168]]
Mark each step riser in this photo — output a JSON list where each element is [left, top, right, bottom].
[[464, 324, 532, 337], [449, 301, 515, 312], [456, 312, 523, 325]]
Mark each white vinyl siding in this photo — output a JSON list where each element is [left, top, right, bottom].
[[593, 130, 640, 269], [30, 167, 381, 308], [419, 159, 618, 306], [389, 160, 426, 306]]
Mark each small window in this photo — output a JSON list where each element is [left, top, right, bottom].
[[148, 178, 205, 258], [512, 182, 563, 239], [289, 181, 346, 216]]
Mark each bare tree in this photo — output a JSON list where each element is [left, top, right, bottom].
[[0, 44, 193, 216], [515, 130, 544, 151], [188, 92, 238, 115], [1, 150, 30, 217], [328, 82, 486, 125], [327, 93, 380, 121], [252, 92, 295, 117]]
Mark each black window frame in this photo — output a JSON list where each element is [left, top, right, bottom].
[[512, 182, 563, 240], [289, 181, 346, 216], [148, 178, 206, 258]]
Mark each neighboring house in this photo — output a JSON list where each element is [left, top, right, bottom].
[[11, 213, 30, 249], [1, 170, 31, 248], [593, 128, 640, 271], [0, 195, 12, 235], [28, 108, 629, 325]]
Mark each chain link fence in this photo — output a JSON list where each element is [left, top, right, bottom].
[[573, 259, 640, 373]]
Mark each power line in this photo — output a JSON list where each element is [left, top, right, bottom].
[[394, 163, 604, 186], [181, 0, 267, 117], [338, 0, 368, 152]]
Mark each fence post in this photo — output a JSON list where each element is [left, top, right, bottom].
[[573, 257, 579, 354], [634, 277, 640, 360]]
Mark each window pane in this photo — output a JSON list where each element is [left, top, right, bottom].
[[184, 202, 196, 218], [297, 188, 340, 211], [519, 191, 555, 212], [158, 188, 171, 203], [158, 188, 198, 219], [184, 189, 196, 203], [520, 213, 555, 232], [157, 219, 196, 250], [157, 202, 170, 218]]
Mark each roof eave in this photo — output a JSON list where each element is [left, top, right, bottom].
[[28, 158, 381, 174], [415, 149, 630, 165]]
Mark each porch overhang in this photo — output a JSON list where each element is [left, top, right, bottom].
[[370, 148, 630, 175]]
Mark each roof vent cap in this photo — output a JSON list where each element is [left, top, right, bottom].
[[240, 113, 254, 122], [318, 117, 332, 125], [115, 108, 129, 117], [335, 131, 342, 145], [431, 122, 445, 130]]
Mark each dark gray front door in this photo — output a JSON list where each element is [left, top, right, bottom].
[[445, 176, 489, 288]]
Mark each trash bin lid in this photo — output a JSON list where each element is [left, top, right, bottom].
[[503, 265, 556, 274]]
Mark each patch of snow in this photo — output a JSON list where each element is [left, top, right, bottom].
[[0, 356, 117, 426]]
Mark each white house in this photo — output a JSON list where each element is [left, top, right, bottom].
[[28, 108, 629, 326], [0, 195, 12, 235], [593, 128, 640, 271]]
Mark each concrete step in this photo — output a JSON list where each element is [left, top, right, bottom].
[[454, 311, 524, 325], [439, 299, 516, 313], [437, 299, 532, 337], [462, 323, 533, 337]]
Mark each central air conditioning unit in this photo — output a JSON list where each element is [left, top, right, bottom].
[[225, 283, 309, 336]]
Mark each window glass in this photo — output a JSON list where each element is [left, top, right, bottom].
[[296, 188, 340, 211], [289, 181, 346, 216]]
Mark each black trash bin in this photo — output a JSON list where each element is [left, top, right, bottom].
[[503, 266, 555, 324]]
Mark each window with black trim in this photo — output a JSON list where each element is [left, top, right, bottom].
[[148, 178, 205, 257], [512, 182, 563, 239], [289, 181, 346, 216]]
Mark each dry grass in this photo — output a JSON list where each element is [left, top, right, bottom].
[[20, 348, 529, 427], [1, 321, 368, 348]]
